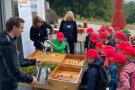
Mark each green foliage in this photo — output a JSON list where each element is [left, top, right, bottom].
[[48, 0, 135, 23], [50, 64, 58, 71], [122, 28, 131, 36], [40, 61, 47, 68], [20, 62, 58, 76], [123, 1, 135, 24], [20, 66, 37, 75], [40, 61, 58, 71], [48, 0, 113, 22]]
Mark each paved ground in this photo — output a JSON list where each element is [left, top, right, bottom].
[[59, 19, 135, 35]]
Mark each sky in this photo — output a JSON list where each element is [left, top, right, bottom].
[[125, 0, 135, 2]]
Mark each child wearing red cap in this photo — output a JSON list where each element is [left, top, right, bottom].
[[95, 41, 104, 54], [84, 49, 108, 90], [118, 46, 135, 90], [95, 41, 106, 62], [84, 28, 94, 52], [115, 31, 125, 44], [85, 33, 99, 52], [102, 49, 117, 90], [98, 27, 106, 34], [112, 51, 135, 90], [100, 32, 115, 47], [87, 28, 93, 36], [114, 27, 121, 31], [108, 53, 135, 90], [121, 46, 135, 62], [114, 46, 135, 90], [109, 53, 127, 70], [116, 62, 135, 90], [103, 48, 117, 67], [107, 27, 116, 47], [102, 45, 113, 66], [51, 32, 66, 53], [115, 41, 131, 51]]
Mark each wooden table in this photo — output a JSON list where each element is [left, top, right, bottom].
[[19, 51, 86, 90]]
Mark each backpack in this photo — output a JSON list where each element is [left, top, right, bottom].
[[90, 64, 109, 88], [129, 62, 135, 90]]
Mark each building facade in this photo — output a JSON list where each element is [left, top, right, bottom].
[[0, 0, 47, 59]]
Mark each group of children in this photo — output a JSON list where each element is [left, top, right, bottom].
[[49, 25, 135, 90], [83, 26, 135, 90]]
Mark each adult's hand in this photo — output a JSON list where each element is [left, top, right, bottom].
[[31, 76, 39, 85], [36, 60, 42, 66], [40, 42, 45, 48]]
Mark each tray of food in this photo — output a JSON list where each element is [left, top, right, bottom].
[[44, 52, 66, 63], [62, 54, 85, 67], [28, 51, 66, 63], [49, 65, 82, 83]]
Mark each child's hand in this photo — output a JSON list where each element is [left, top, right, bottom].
[[50, 43, 54, 46]]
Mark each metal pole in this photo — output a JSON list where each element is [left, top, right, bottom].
[[44, 0, 47, 22], [0, 0, 6, 31]]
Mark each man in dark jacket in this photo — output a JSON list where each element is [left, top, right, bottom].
[[0, 17, 39, 90], [84, 49, 107, 90]]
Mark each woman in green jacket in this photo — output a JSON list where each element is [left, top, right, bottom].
[[51, 32, 66, 53]]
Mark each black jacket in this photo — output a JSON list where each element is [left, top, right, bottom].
[[59, 20, 77, 42], [30, 22, 53, 50], [0, 31, 33, 88], [19, 58, 36, 67], [85, 35, 96, 49], [88, 58, 106, 90]]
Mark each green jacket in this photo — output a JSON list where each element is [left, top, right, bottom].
[[52, 39, 66, 54]]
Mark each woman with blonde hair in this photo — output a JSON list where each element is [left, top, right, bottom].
[[30, 16, 53, 50], [59, 11, 77, 54]]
